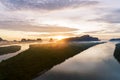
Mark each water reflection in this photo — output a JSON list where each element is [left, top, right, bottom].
[[0, 44, 29, 62], [34, 43, 120, 80], [0, 42, 45, 62]]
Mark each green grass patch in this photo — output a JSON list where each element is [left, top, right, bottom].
[[0, 42, 100, 80], [0, 45, 21, 55]]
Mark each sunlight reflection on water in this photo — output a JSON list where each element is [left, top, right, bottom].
[[34, 42, 120, 80]]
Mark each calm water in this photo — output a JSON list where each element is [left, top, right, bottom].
[[0, 44, 29, 62], [34, 42, 120, 80], [0, 42, 50, 62]]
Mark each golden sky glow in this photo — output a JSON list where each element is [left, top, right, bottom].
[[54, 36, 68, 40], [0, 0, 120, 40]]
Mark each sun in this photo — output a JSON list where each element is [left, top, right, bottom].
[[55, 36, 66, 40]]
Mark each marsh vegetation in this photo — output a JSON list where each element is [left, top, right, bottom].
[[0, 45, 21, 55], [0, 42, 99, 80]]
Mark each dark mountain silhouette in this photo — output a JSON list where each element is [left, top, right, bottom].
[[61, 35, 100, 42], [0, 37, 6, 41], [0, 38, 3, 41], [110, 38, 120, 42]]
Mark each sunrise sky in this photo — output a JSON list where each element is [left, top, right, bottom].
[[0, 0, 120, 40]]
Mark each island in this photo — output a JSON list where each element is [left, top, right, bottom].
[[109, 38, 120, 42], [60, 35, 100, 42]]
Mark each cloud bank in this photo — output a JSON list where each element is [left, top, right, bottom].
[[1, 0, 99, 10], [0, 0, 120, 40], [91, 9, 120, 24], [0, 20, 77, 32]]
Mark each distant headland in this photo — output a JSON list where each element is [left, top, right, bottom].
[[60, 35, 100, 42], [109, 38, 120, 42]]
